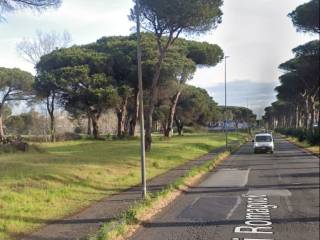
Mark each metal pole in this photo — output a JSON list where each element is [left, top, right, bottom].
[[224, 56, 229, 150], [247, 98, 250, 134], [136, 0, 147, 198]]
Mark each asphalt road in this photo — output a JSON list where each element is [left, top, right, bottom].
[[130, 137, 320, 240]]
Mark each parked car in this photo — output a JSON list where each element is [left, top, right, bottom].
[[253, 133, 274, 154]]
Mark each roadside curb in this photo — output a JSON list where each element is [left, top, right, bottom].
[[284, 137, 319, 158]]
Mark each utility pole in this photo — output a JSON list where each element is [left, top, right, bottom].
[[246, 98, 250, 134], [224, 56, 229, 150], [135, 0, 147, 198]]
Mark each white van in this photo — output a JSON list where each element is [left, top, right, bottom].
[[253, 133, 274, 154]]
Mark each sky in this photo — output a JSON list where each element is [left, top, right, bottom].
[[0, 0, 315, 117]]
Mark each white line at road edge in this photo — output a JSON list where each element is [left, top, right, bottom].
[[284, 196, 293, 212], [232, 238, 273, 240], [227, 197, 241, 220]]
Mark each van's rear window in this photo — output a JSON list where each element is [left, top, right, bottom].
[[256, 136, 272, 142]]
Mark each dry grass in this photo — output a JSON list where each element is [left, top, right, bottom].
[[286, 136, 320, 156]]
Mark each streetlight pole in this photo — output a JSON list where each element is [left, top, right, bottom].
[[247, 98, 250, 134], [224, 56, 229, 150], [135, 0, 147, 198]]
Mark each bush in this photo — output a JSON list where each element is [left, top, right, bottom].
[[0, 138, 29, 153], [74, 126, 82, 134], [0, 144, 19, 154], [21, 135, 50, 142], [276, 127, 319, 146], [55, 132, 83, 141], [306, 127, 320, 145], [19, 133, 83, 142], [0, 143, 45, 154]]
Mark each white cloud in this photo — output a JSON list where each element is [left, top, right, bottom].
[[0, 0, 134, 73]]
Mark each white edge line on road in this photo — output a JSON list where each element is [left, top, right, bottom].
[[243, 168, 251, 186], [226, 196, 241, 220], [226, 168, 250, 219], [189, 197, 200, 207], [277, 172, 283, 182], [285, 196, 293, 212]]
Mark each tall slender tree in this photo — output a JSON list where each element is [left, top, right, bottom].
[[131, 0, 223, 151]]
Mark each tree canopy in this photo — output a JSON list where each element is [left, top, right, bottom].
[[0, 67, 34, 102], [0, 67, 34, 140], [264, 0, 319, 131], [135, 0, 223, 36], [130, 0, 223, 150], [35, 33, 223, 139], [288, 0, 319, 34], [0, 0, 61, 21], [36, 46, 118, 138], [264, 41, 319, 130]]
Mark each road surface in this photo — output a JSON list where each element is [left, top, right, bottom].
[[130, 137, 320, 240]]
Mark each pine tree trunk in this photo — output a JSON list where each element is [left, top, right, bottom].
[[304, 97, 309, 129], [164, 91, 181, 137], [175, 117, 184, 136], [129, 90, 139, 137], [316, 107, 320, 127], [121, 98, 128, 135], [117, 97, 128, 137], [87, 114, 92, 135], [309, 95, 316, 131], [49, 112, 55, 142], [295, 105, 299, 128], [145, 51, 166, 151], [46, 95, 56, 142], [145, 107, 154, 152], [91, 115, 99, 139], [117, 112, 122, 137], [0, 109, 4, 142]]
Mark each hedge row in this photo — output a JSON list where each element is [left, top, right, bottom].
[[276, 127, 320, 146]]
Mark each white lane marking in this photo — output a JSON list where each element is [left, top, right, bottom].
[[285, 196, 293, 212], [244, 168, 251, 186], [226, 196, 241, 220], [277, 172, 282, 182], [232, 238, 273, 240], [189, 197, 199, 207], [247, 189, 291, 197]]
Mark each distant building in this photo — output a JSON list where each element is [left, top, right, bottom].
[[208, 120, 249, 131]]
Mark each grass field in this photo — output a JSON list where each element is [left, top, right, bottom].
[[0, 132, 246, 240]]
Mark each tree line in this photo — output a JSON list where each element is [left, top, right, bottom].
[[1, 0, 229, 151], [263, 0, 319, 134], [0, 33, 225, 143]]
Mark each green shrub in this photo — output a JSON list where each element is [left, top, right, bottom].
[[55, 132, 83, 141], [74, 126, 82, 134], [306, 127, 320, 145], [276, 127, 319, 146], [0, 143, 45, 154], [0, 144, 19, 154]]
